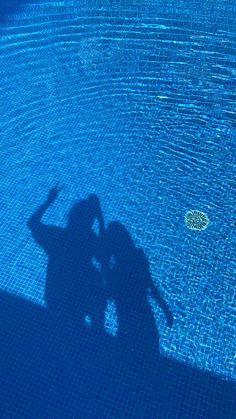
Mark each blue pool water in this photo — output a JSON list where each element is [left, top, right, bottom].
[[0, 1, 235, 417]]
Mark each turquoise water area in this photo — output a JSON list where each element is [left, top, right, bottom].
[[0, 1, 235, 417]]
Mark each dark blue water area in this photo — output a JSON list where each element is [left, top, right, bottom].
[[0, 1, 235, 418]]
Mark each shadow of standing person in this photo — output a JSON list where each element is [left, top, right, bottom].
[[27, 187, 106, 333], [102, 222, 173, 376], [100, 221, 174, 412]]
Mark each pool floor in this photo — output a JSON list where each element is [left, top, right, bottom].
[[0, 1, 235, 418]]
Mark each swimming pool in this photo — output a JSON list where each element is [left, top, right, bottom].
[[0, 1, 235, 417]]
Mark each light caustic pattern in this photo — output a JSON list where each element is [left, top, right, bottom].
[[0, 0, 235, 383]]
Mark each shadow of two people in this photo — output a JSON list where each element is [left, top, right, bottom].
[[27, 186, 173, 356], [26, 186, 174, 416], [2, 187, 233, 417]]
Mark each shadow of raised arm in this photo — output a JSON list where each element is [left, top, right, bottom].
[[27, 186, 62, 250], [87, 194, 105, 238], [150, 283, 174, 328]]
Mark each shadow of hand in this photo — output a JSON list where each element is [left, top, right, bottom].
[[47, 186, 63, 205]]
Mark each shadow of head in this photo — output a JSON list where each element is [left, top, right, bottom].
[[105, 221, 135, 263], [67, 194, 100, 233]]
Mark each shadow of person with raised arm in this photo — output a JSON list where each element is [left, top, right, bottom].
[[102, 221, 173, 372], [27, 186, 106, 332]]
